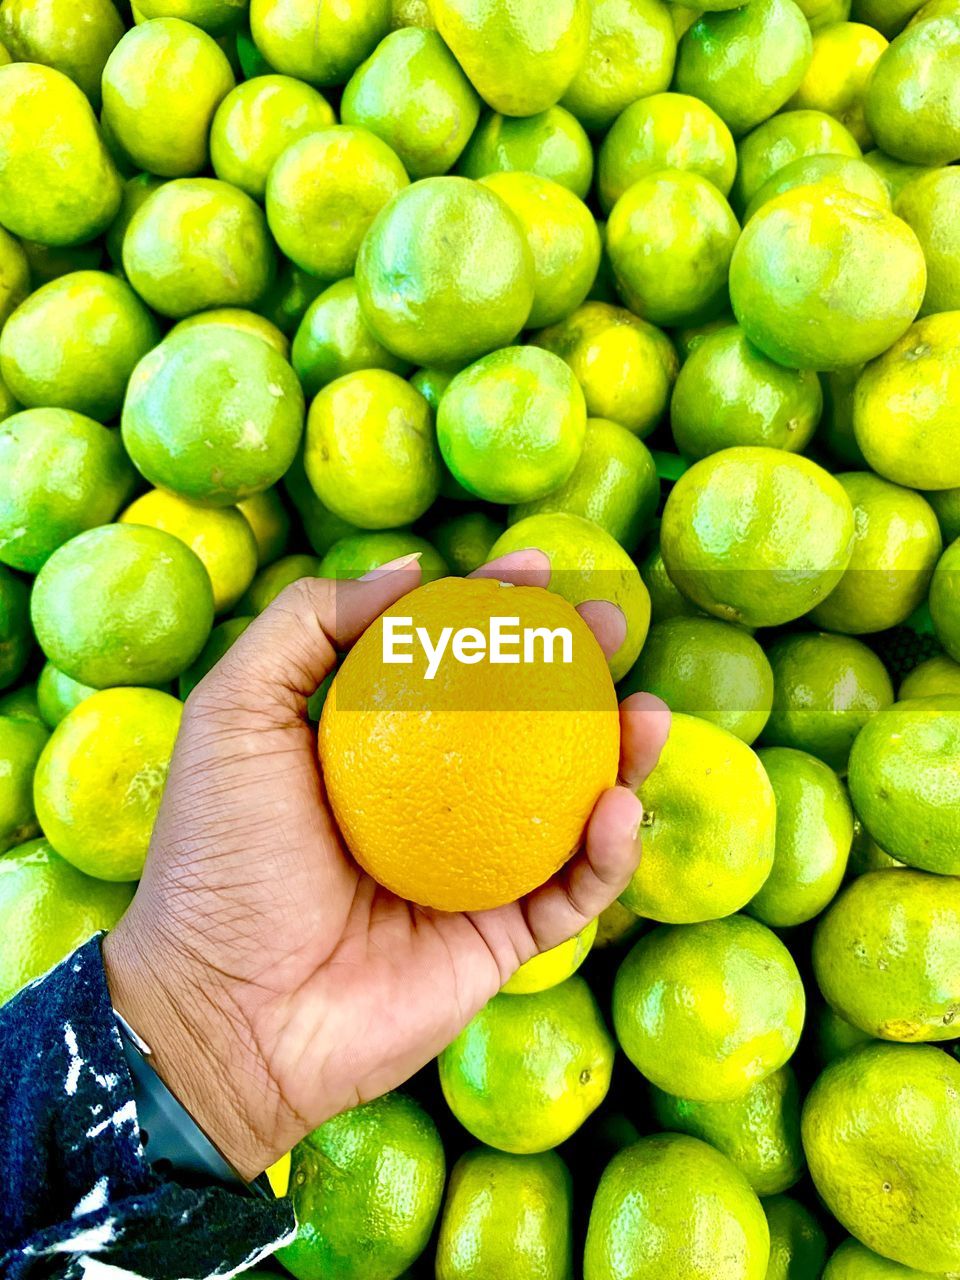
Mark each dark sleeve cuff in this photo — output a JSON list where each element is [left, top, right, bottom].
[[0, 935, 296, 1280]]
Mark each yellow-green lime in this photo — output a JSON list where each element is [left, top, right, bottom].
[[864, 16, 960, 165], [277, 1092, 444, 1280], [802, 1042, 960, 1273], [0, 228, 29, 330], [926, 486, 960, 543], [31, 524, 213, 688], [478, 172, 601, 329], [0, 271, 158, 422], [0, 0, 124, 106], [0, 408, 135, 572], [0, 839, 133, 1005], [675, 0, 812, 138], [619, 711, 775, 920], [862, 149, 933, 202], [0, 565, 31, 690], [730, 187, 925, 370], [613, 916, 805, 1101], [0, 713, 48, 852], [436, 1148, 573, 1280], [0, 63, 122, 246], [532, 301, 678, 438], [502, 918, 598, 995], [134, 0, 246, 34], [594, 899, 645, 949], [318, 531, 448, 583], [763, 632, 894, 772], [258, 260, 326, 337], [0, 685, 41, 722], [489, 511, 651, 681], [34, 687, 181, 880], [510, 417, 658, 552], [237, 488, 289, 566], [305, 369, 440, 528], [168, 309, 289, 359], [824, 1239, 942, 1279], [291, 278, 409, 399], [430, 512, 504, 576], [120, 489, 258, 614], [851, 0, 923, 34], [606, 169, 739, 326], [747, 747, 853, 927], [178, 616, 252, 698], [105, 172, 163, 267], [0, 373, 17, 424], [814, 1003, 876, 1064], [899, 653, 960, 698], [584, 1134, 771, 1280], [238, 552, 320, 614], [743, 155, 890, 223], [101, 18, 235, 177], [437, 347, 586, 504], [650, 1064, 804, 1196], [248, 0, 389, 86], [733, 109, 862, 212], [847, 821, 904, 875], [457, 106, 594, 199], [122, 178, 276, 319], [638, 538, 702, 624], [36, 662, 96, 729], [853, 313, 960, 490], [391, 0, 433, 27], [847, 695, 960, 874], [283, 449, 357, 555], [560, 0, 676, 133], [908, 0, 960, 21], [342, 28, 480, 179], [439, 977, 614, 1154], [670, 325, 822, 459], [430, 0, 589, 118], [210, 75, 335, 200], [894, 168, 960, 315], [266, 126, 408, 282], [356, 176, 536, 367], [122, 327, 304, 506], [763, 1196, 829, 1280], [788, 23, 889, 147], [661, 448, 855, 628]]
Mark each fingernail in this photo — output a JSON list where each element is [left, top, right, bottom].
[[359, 552, 422, 581], [630, 800, 644, 843]]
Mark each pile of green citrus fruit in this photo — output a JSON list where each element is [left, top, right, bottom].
[[1, 0, 960, 1273]]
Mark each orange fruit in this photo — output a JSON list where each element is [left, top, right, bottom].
[[319, 577, 620, 911]]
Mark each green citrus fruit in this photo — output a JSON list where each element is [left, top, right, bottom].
[[862, 148, 933, 201], [661, 448, 855, 628], [848, 696, 960, 874], [802, 1042, 960, 1273], [618, 711, 775, 920], [733, 109, 862, 212], [257, 259, 326, 336], [120, 489, 258, 614], [31, 524, 213, 687], [560, 0, 676, 133], [675, 0, 813, 138], [0, 227, 29, 330], [621, 618, 772, 743], [0, 270, 158, 422], [853, 313, 960, 490], [613, 916, 805, 1101], [763, 1196, 829, 1280], [34, 687, 181, 880], [894, 167, 960, 315], [210, 75, 335, 201], [178, 615, 252, 699], [0, 713, 48, 852], [169, 308, 289, 359], [650, 1064, 804, 1196], [584, 1133, 770, 1280], [0, 839, 133, 1005], [0, 565, 31, 691], [457, 105, 594, 198], [744, 155, 890, 222], [899, 653, 960, 698], [488, 511, 651, 681], [864, 16, 960, 165], [391, 0, 433, 27], [926, 487, 960, 543], [814, 1003, 876, 1064], [430, 0, 589, 118], [478, 172, 601, 329], [277, 1093, 444, 1280], [0, 63, 121, 246], [134, 0, 246, 33], [283, 449, 357, 555], [123, 178, 275, 319], [305, 369, 440, 528], [249, 0, 388, 86], [101, 18, 235, 177], [532, 301, 678, 438], [848, 821, 904, 875], [0, 408, 135, 572], [238, 552, 320, 614], [510, 417, 658, 552], [763, 632, 894, 772], [291, 278, 409, 399], [0, 0, 124, 106], [237, 488, 289, 566], [606, 169, 739, 326], [440, 977, 614, 1154], [810, 473, 942, 634], [788, 22, 889, 147], [356, 176, 535, 366], [747, 747, 853, 927], [430, 511, 504, 576], [122, 327, 304, 506], [730, 187, 925, 371], [436, 1148, 573, 1280], [266, 126, 408, 281], [342, 28, 480, 179], [36, 662, 96, 728], [0, 684, 40, 722], [824, 1239, 942, 1279], [437, 346, 586, 504], [639, 539, 703, 623], [670, 324, 822, 459], [318, 531, 448, 583], [594, 899, 645, 949], [851, 0, 923, 33], [502, 919, 598, 997], [927, 537, 960, 666], [105, 172, 163, 266]]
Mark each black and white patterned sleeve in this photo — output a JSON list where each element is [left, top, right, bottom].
[[0, 936, 296, 1280]]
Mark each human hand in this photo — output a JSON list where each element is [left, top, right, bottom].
[[103, 552, 670, 1180]]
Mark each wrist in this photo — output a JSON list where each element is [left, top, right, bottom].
[[102, 908, 282, 1181]]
